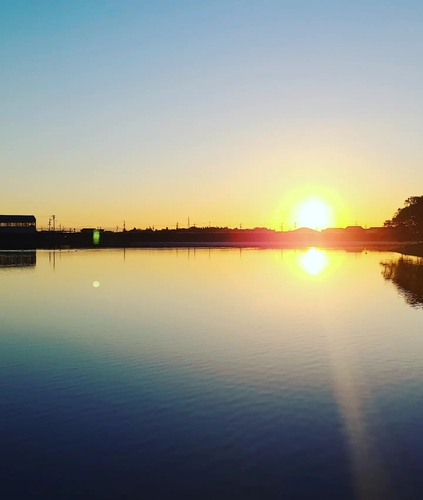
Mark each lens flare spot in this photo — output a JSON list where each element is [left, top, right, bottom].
[[93, 281, 100, 288], [93, 229, 100, 245]]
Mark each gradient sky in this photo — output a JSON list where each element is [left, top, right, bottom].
[[2, 0, 423, 230]]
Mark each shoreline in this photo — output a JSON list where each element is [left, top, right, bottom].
[[0, 241, 406, 251], [2, 232, 423, 256]]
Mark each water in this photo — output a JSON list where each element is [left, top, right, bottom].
[[1, 248, 423, 499]]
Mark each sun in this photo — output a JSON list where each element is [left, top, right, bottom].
[[294, 198, 334, 230]]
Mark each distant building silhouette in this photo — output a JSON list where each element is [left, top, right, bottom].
[[321, 228, 345, 235], [0, 215, 36, 234]]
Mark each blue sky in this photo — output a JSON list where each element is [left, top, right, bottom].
[[2, 0, 423, 229]]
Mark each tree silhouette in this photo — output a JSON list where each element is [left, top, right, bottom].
[[384, 196, 423, 239]]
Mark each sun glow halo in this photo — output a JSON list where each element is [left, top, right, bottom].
[[295, 198, 334, 230]]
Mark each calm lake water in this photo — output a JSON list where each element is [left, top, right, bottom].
[[1, 248, 423, 499]]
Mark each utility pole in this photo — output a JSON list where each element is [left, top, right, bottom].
[[176, 222, 179, 230], [48, 218, 51, 231], [123, 220, 126, 232], [51, 215, 56, 231]]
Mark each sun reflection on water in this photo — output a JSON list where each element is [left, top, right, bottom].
[[298, 248, 329, 276]]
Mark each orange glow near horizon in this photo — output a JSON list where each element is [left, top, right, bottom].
[[30, 187, 380, 231]]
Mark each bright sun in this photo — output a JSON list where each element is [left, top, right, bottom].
[[295, 198, 334, 229]]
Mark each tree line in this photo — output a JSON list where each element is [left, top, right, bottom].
[[384, 196, 423, 239]]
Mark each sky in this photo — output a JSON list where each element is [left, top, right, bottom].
[[1, 0, 423, 230]]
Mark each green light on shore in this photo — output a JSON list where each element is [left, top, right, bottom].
[[93, 229, 100, 245]]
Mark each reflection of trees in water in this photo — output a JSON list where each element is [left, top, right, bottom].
[[381, 257, 423, 308]]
